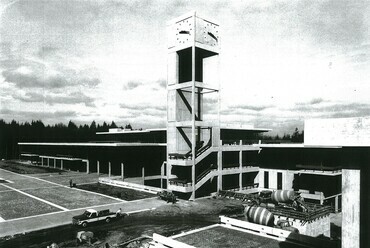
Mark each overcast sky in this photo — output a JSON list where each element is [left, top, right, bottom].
[[1, 0, 369, 135]]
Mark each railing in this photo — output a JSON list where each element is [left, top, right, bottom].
[[168, 138, 212, 160], [168, 179, 192, 187], [221, 140, 261, 146], [196, 167, 216, 183], [195, 139, 212, 158]]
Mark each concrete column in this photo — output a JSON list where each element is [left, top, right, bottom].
[[41, 157, 44, 166], [121, 163, 124, 181], [167, 162, 171, 190], [191, 164, 195, 200], [160, 162, 164, 189], [217, 150, 223, 191], [142, 166, 145, 184], [108, 162, 111, 178], [61, 160, 63, 170], [239, 140, 243, 190], [97, 161, 100, 176], [190, 34, 196, 202], [342, 169, 360, 248], [86, 160, 89, 174], [54, 158, 56, 168], [47, 158, 50, 167], [335, 195, 339, 213]]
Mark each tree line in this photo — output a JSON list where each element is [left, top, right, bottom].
[[0, 119, 132, 159], [259, 127, 304, 143], [0, 119, 304, 160]]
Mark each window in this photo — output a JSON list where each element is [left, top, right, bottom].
[[277, 172, 282, 190], [264, 171, 269, 189]]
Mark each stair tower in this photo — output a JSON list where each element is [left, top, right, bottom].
[[166, 12, 220, 200]]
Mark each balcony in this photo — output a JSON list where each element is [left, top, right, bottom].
[[168, 179, 193, 192], [221, 140, 261, 151]]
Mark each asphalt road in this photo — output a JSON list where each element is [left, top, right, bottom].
[[0, 210, 215, 248]]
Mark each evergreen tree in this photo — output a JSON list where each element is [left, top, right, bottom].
[[110, 121, 117, 128]]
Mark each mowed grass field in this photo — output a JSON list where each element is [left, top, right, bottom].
[[0, 190, 61, 219], [76, 183, 155, 201], [33, 173, 99, 186], [0, 162, 122, 220], [0, 161, 62, 174], [23, 186, 119, 209], [175, 226, 282, 248]]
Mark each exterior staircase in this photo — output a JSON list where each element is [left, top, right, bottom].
[[195, 168, 217, 190]]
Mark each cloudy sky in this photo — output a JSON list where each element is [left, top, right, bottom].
[[1, 0, 369, 135]]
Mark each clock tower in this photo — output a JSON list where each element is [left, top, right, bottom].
[[166, 12, 220, 200]]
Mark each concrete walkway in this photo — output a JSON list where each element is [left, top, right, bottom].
[[0, 197, 165, 238]]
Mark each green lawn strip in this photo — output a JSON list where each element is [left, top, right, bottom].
[[36, 174, 99, 186], [0, 184, 12, 191], [23, 186, 119, 210], [76, 183, 155, 201], [0, 191, 60, 220], [5, 178, 53, 190], [0, 161, 62, 174], [175, 226, 279, 248]]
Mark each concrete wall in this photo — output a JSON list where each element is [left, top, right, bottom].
[[305, 117, 370, 146], [259, 169, 294, 190], [342, 169, 360, 248], [275, 215, 330, 237]]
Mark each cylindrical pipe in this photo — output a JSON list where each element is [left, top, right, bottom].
[[271, 190, 295, 203], [244, 205, 274, 226]]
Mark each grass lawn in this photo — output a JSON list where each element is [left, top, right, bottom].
[[0, 191, 60, 220], [5, 178, 54, 190], [0, 184, 10, 191], [0, 161, 62, 174], [175, 226, 282, 248], [23, 186, 119, 209], [34, 173, 98, 186], [76, 183, 155, 201]]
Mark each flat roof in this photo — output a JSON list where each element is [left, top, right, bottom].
[[259, 144, 342, 149], [96, 128, 166, 135], [96, 126, 270, 135], [220, 123, 271, 132], [18, 142, 166, 147]]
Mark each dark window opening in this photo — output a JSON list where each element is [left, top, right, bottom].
[[264, 171, 269, 189], [177, 47, 217, 83], [277, 172, 282, 190]]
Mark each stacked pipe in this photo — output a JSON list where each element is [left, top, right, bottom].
[[244, 205, 274, 227]]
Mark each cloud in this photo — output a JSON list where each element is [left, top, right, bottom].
[[2, 65, 101, 89], [322, 103, 370, 118], [119, 102, 165, 112], [12, 91, 96, 107], [157, 79, 166, 88], [230, 104, 273, 112], [296, 98, 327, 107], [123, 80, 142, 90], [2, 69, 70, 89], [221, 103, 273, 116], [301, 1, 369, 48], [0, 108, 77, 122], [290, 100, 370, 119], [37, 46, 59, 57]]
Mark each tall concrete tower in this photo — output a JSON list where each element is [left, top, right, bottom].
[[166, 12, 220, 200]]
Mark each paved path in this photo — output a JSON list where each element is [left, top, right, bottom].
[[0, 197, 165, 238]]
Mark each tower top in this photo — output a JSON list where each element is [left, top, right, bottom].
[[167, 11, 220, 52], [167, 11, 219, 26]]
